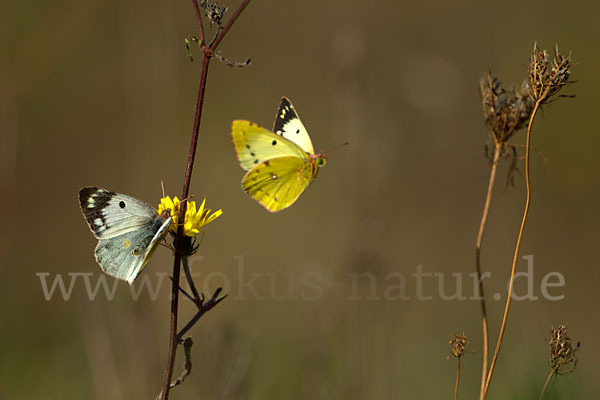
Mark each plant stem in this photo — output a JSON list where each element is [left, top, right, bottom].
[[160, 1, 251, 398], [210, 0, 251, 49], [539, 368, 557, 400], [482, 99, 542, 398], [177, 287, 226, 341], [454, 357, 461, 400], [182, 244, 201, 301], [476, 142, 501, 399], [192, 0, 206, 44], [160, 52, 211, 400]]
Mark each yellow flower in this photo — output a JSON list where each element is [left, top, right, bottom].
[[157, 196, 181, 224], [158, 196, 222, 237]]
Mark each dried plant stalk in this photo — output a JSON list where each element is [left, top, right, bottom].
[[476, 72, 534, 398], [482, 44, 573, 400]]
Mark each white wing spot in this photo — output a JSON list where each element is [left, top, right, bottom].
[[271, 173, 278, 180], [87, 198, 95, 208], [94, 218, 103, 227]]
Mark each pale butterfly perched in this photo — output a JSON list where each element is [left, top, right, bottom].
[[231, 97, 326, 212], [78, 187, 172, 284]]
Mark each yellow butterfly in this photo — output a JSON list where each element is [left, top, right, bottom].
[[231, 97, 326, 212]]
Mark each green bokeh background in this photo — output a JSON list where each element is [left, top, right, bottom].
[[1, 0, 598, 398]]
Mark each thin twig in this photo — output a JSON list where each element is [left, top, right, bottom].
[[482, 98, 543, 398], [160, 1, 252, 398], [171, 337, 194, 387], [539, 367, 557, 400], [475, 142, 501, 399], [180, 232, 204, 301], [177, 288, 227, 341], [169, 276, 195, 302], [454, 357, 461, 400], [192, 0, 206, 44], [210, 0, 251, 50], [449, 332, 467, 400], [156, 338, 194, 400], [182, 254, 201, 301]]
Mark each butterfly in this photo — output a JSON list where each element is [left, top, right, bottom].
[[231, 97, 326, 212], [78, 187, 172, 284]]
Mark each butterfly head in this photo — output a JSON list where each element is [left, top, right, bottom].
[[158, 208, 171, 221], [155, 201, 176, 232], [313, 153, 327, 167]]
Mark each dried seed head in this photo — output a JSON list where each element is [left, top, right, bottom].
[[528, 43, 573, 103], [548, 324, 580, 375], [449, 332, 468, 358], [480, 72, 535, 144], [200, 1, 228, 27]]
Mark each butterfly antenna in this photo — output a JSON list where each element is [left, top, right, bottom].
[[322, 141, 349, 154], [161, 180, 166, 198], [173, 195, 195, 216], [179, 195, 195, 203]]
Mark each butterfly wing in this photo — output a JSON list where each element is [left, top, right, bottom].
[[94, 213, 171, 284], [79, 187, 158, 239], [242, 156, 320, 212], [272, 97, 315, 155], [232, 120, 308, 171]]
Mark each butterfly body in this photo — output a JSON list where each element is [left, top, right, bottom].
[[232, 97, 326, 212], [78, 187, 171, 284]]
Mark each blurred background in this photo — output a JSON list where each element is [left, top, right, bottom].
[[1, 0, 598, 398]]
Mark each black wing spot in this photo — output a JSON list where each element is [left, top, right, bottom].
[[254, 159, 259, 164], [272, 140, 277, 146], [119, 201, 126, 208], [296, 129, 300, 134], [250, 152, 255, 156], [246, 144, 251, 149]]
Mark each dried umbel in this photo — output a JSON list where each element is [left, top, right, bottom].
[[200, 1, 228, 27], [529, 44, 573, 103], [449, 332, 468, 358], [480, 72, 535, 145], [548, 325, 580, 375]]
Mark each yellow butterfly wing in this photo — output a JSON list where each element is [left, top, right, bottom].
[[232, 120, 308, 171], [242, 155, 320, 212], [272, 97, 315, 154]]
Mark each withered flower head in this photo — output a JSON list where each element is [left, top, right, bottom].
[[548, 324, 580, 375], [449, 332, 468, 358], [529, 44, 573, 103], [480, 72, 535, 144], [200, 1, 228, 27]]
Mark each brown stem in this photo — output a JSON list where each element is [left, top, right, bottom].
[[454, 357, 461, 400], [159, 1, 252, 398], [177, 288, 227, 341], [210, 0, 251, 50], [539, 367, 557, 400], [476, 142, 501, 399], [482, 99, 542, 398], [160, 47, 211, 400], [192, 0, 206, 44]]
